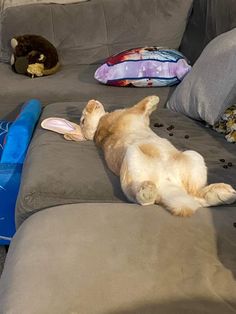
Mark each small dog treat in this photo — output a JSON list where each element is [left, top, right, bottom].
[[223, 165, 228, 169], [169, 133, 174, 136], [184, 135, 189, 139], [219, 159, 225, 162], [228, 162, 233, 167], [167, 125, 175, 131], [154, 123, 164, 127]]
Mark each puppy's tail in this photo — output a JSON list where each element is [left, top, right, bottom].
[[159, 183, 201, 217]]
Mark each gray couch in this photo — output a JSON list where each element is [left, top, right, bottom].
[[0, 1, 236, 313]]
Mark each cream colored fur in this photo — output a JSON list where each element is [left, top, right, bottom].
[[80, 96, 236, 217]]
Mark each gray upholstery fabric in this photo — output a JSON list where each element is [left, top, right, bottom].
[[0, 101, 23, 120], [0, 0, 88, 12], [0, 63, 175, 119], [1, 203, 236, 314], [0, 246, 6, 278], [180, 0, 236, 64], [0, 0, 193, 63], [15, 101, 236, 227], [168, 28, 236, 126]]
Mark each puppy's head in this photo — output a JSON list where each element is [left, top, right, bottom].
[[80, 100, 106, 140]]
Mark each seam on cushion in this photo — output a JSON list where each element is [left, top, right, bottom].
[[55, 6, 74, 51], [23, 191, 118, 201], [0, 8, 8, 62], [50, 6, 56, 45], [0, 1, 3, 56], [17, 199, 123, 226], [205, 275, 236, 313], [0, 0, 3, 12], [22, 191, 122, 206], [21, 192, 121, 213], [101, 0, 110, 56]]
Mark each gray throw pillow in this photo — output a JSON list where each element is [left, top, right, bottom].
[[167, 28, 236, 126]]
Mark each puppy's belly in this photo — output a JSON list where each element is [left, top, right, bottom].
[[119, 138, 179, 185], [103, 133, 179, 181]]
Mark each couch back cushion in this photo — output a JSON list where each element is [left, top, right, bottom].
[[0, 0, 193, 65], [180, 0, 236, 64]]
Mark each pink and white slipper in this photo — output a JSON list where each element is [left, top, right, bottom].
[[41, 117, 86, 141]]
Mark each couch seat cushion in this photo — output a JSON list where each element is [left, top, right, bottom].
[[16, 101, 236, 227], [1, 203, 236, 314]]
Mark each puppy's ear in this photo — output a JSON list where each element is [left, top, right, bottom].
[[63, 125, 86, 142], [64, 132, 86, 142]]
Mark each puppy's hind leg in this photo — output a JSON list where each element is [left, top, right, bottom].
[[136, 180, 159, 206], [197, 183, 236, 207], [180, 150, 236, 207], [120, 147, 159, 206], [120, 162, 158, 205]]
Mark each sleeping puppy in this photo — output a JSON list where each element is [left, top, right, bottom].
[[80, 96, 236, 217]]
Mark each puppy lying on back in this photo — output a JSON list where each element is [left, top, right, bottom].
[[80, 96, 236, 217]]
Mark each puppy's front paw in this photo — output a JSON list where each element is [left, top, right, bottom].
[[145, 96, 160, 113], [86, 100, 103, 113]]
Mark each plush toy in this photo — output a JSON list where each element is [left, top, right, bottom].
[[10, 34, 60, 78], [213, 105, 236, 143]]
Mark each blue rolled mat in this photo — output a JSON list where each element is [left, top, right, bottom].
[[0, 163, 22, 245], [1, 99, 42, 164], [0, 99, 42, 244]]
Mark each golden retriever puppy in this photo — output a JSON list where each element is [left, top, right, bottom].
[[80, 96, 236, 217]]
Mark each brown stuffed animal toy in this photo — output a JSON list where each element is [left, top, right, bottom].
[[11, 34, 60, 78]]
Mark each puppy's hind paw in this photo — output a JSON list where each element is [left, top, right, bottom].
[[136, 181, 158, 206], [204, 183, 236, 206]]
